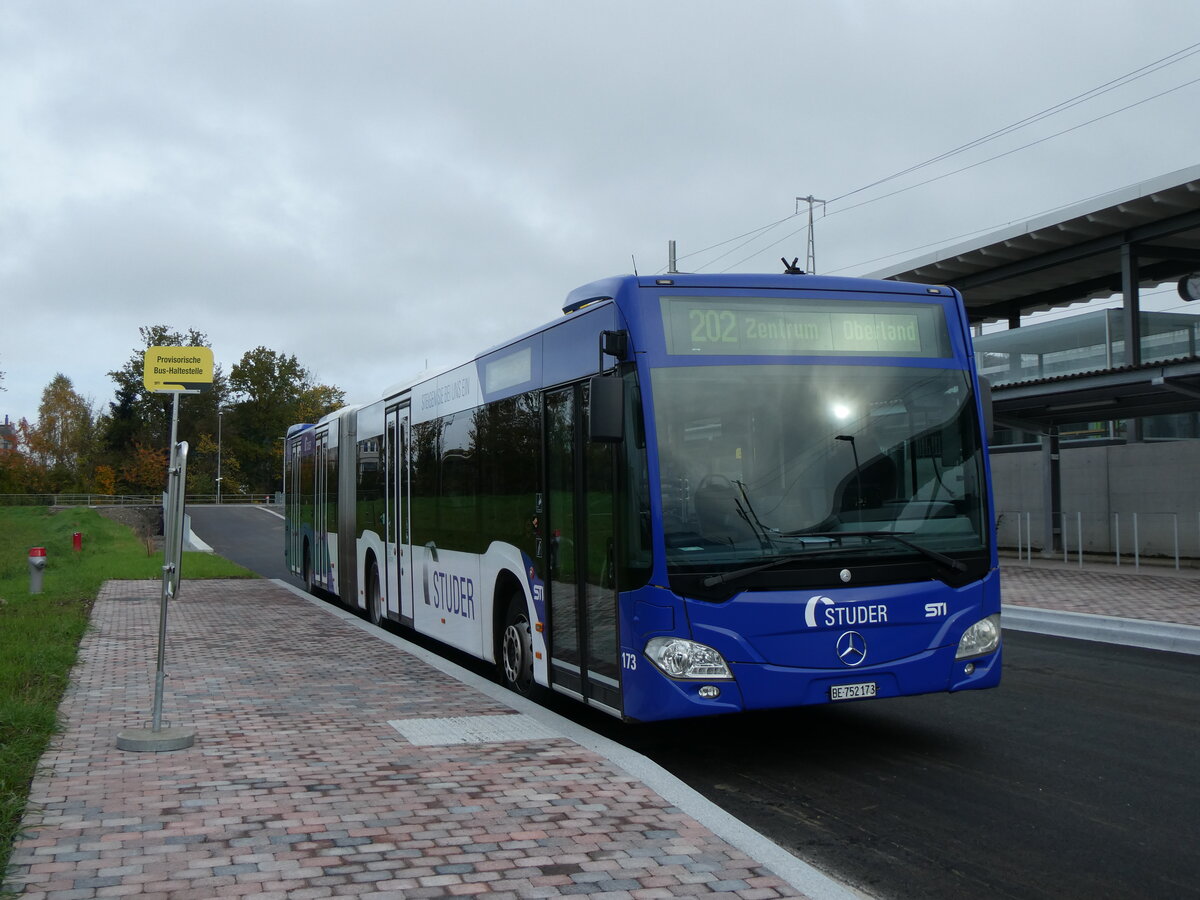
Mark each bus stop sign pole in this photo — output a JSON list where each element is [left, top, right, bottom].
[[117, 406, 197, 751]]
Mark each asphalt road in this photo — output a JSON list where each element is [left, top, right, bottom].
[[602, 634, 1200, 900], [188, 504, 300, 585], [190, 506, 1200, 900]]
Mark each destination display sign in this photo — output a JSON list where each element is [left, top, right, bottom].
[[659, 296, 950, 358], [143, 346, 215, 393]]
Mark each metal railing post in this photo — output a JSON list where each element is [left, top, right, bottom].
[[1077, 511, 1083, 568], [1114, 513, 1120, 567], [1174, 513, 1180, 570], [1134, 513, 1140, 572]]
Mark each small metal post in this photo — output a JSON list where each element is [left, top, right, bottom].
[[1174, 513, 1180, 570], [1134, 513, 1140, 572], [1114, 513, 1121, 567], [1077, 511, 1083, 568], [1063, 513, 1068, 563]]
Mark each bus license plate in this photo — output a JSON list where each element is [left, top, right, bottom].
[[831, 682, 877, 701]]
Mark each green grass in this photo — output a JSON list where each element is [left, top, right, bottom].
[[0, 506, 253, 888]]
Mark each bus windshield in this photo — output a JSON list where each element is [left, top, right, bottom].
[[652, 363, 989, 573]]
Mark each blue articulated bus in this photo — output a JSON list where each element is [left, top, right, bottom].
[[284, 272, 1001, 722]]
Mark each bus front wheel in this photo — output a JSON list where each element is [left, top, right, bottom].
[[500, 600, 536, 696]]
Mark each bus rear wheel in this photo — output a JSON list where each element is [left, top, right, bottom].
[[500, 600, 537, 696], [366, 561, 384, 626]]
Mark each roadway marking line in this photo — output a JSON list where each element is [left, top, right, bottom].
[[257, 505, 285, 520]]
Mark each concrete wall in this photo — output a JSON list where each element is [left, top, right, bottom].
[[991, 440, 1200, 560]]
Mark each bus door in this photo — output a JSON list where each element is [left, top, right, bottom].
[[286, 436, 303, 572], [385, 406, 414, 624], [313, 430, 330, 588], [545, 383, 622, 715]]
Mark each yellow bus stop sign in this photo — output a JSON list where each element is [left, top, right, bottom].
[[143, 346, 214, 393]]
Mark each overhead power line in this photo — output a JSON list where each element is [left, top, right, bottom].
[[830, 40, 1200, 205], [685, 40, 1200, 275], [671, 212, 798, 270], [830, 73, 1200, 219], [716, 69, 1200, 273]]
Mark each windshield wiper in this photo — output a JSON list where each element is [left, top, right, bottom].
[[700, 530, 968, 589], [701, 552, 824, 588], [782, 530, 968, 573], [734, 480, 774, 549]]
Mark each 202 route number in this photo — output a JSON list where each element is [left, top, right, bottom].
[[690, 309, 737, 344]]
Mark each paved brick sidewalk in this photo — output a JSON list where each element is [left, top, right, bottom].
[[3, 580, 815, 900], [1000, 561, 1200, 627]]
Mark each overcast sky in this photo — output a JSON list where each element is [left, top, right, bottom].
[[3, 0, 1199, 425]]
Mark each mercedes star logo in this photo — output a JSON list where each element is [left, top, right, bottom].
[[836, 631, 868, 667]]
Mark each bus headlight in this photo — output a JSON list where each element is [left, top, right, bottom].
[[956, 614, 1001, 659], [645, 637, 733, 680]]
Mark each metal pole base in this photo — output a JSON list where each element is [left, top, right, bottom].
[[116, 726, 196, 752]]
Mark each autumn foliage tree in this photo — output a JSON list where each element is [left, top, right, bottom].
[[121, 441, 169, 494], [0, 420, 41, 493], [93, 464, 118, 495], [2, 331, 343, 497], [187, 432, 248, 496], [24, 374, 97, 491]]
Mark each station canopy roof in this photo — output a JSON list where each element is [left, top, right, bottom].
[[869, 164, 1200, 325], [869, 166, 1200, 430]]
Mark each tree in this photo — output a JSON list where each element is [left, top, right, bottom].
[[0, 419, 39, 493], [297, 383, 347, 426], [226, 347, 343, 493], [186, 431, 248, 497], [121, 441, 168, 494], [25, 374, 97, 491], [93, 464, 117, 495], [103, 325, 226, 461]]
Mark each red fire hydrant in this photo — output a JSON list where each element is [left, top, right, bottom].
[[29, 547, 46, 594], [72, 532, 82, 552]]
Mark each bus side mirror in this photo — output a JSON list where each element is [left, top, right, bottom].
[[978, 376, 994, 439], [601, 330, 628, 362], [589, 375, 624, 443]]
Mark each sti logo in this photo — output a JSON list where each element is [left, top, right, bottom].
[[925, 602, 948, 618]]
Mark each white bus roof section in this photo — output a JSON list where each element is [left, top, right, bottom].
[[869, 163, 1200, 324]]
